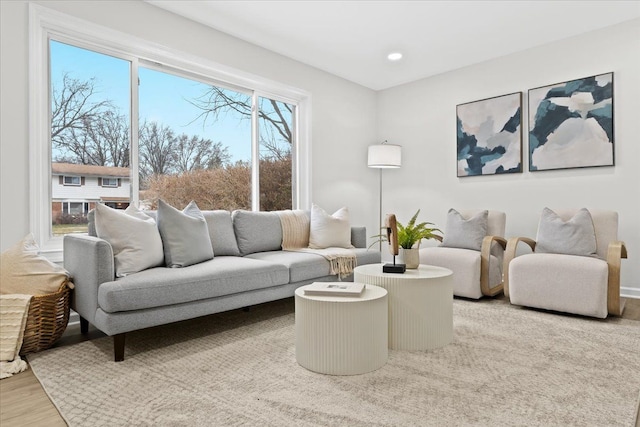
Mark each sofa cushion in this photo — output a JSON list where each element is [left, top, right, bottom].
[[232, 210, 283, 255], [94, 204, 164, 277], [245, 248, 380, 283], [98, 256, 289, 313], [157, 200, 214, 268], [202, 211, 241, 256]]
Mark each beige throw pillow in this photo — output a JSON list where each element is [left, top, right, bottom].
[[0, 234, 69, 296], [308, 204, 353, 249], [94, 204, 164, 277]]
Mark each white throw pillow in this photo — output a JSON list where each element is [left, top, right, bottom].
[[535, 208, 597, 257], [308, 204, 353, 249], [94, 203, 164, 277]]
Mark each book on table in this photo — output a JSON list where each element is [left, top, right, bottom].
[[304, 282, 365, 297]]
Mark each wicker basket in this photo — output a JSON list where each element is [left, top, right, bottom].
[[19, 281, 72, 355]]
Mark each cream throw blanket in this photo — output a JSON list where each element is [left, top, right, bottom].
[[0, 294, 31, 379], [278, 210, 357, 279]]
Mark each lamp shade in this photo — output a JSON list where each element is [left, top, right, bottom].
[[367, 144, 402, 168]]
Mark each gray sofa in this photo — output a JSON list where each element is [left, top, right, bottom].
[[64, 209, 380, 361]]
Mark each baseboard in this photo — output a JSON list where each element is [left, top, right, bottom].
[[622, 287, 640, 299]]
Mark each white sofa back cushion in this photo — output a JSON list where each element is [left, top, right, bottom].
[[94, 204, 164, 277]]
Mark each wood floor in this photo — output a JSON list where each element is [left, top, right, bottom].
[[2, 298, 639, 427]]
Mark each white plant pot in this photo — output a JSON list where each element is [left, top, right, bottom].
[[399, 248, 420, 269]]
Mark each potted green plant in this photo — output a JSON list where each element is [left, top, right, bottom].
[[397, 210, 443, 268], [370, 210, 443, 269]]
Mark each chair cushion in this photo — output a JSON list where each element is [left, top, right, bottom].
[[508, 253, 608, 318], [98, 256, 289, 313], [535, 208, 597, 257], [157, 200, 214, 268], [420, 247, 501, 299], [441, 209, 488, 251], [232, 210, 283, 255]]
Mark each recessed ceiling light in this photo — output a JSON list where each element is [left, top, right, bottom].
[[387, 52, 403, 62]]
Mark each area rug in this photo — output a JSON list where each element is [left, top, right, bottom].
[[28, 298, 640, 426]]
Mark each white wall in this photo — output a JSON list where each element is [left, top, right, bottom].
[[0, 1, 379, 251], [377, 19, 640, 293]]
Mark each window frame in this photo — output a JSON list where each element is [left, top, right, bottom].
[[101, 177, 118, 188], [63, 176, 81, 186], [29, 4, 311, 260]]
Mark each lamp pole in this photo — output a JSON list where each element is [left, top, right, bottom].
[[367, 141, 402, 253], [378, 168, 383, 252]]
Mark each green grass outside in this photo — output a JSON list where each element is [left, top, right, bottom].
[[52, 224, 89, 236]]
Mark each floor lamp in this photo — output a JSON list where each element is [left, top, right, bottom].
[[367, 141, 402, 251]]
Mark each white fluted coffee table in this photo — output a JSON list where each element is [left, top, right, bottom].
[[295, 283, 388, 375], [354, 263, 453, 351]]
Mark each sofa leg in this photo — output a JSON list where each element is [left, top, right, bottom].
[[80, 317, 89, 334], [114, 334, 126, 362]]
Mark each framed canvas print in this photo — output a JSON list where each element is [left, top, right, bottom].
[[528, 72, 614, 171], [456, 92, 522, 177]]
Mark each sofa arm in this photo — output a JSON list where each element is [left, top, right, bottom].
[[351, 226, 367, 248], [64, 235, 115, 324], [503, 237, 536, 298]]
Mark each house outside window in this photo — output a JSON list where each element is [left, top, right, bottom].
[[51, 163, 131, 235]]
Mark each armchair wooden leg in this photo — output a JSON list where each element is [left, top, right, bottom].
[[114, 334, 126, 362], [79, 317, 89, 334]]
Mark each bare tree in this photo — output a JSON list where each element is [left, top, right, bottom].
[[57, 111, 130, 167], [190, 87, 293, 160], [145, 164, 251, 211], [51, 74, 113, 149], [138, 121, 175, 177], [173, 134, 230, 173], [51, 74, 130, 167]]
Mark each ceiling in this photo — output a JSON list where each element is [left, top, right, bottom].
[[146, 1, 640, 91]]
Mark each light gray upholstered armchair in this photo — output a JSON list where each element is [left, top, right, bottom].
[[504, 209, 627, 318], [419, 209, 507, 299]]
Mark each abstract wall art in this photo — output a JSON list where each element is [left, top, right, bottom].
[[456, 92, 522, 177], [528, 72, 614, 171]]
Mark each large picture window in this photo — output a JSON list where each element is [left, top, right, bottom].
[[30, 5, 310, 259]]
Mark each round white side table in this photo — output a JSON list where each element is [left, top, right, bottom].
[[354, 263, 453, 351], [295, 283, 388, 375]]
